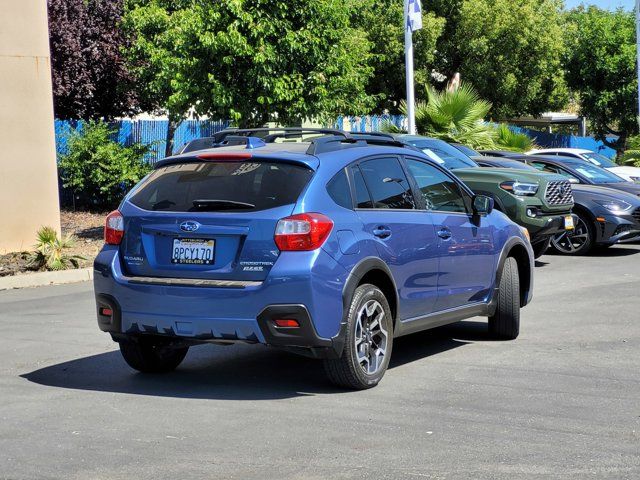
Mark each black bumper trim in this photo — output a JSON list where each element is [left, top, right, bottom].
[[256, 305, 345, 359], [95, 294, 122, 333]]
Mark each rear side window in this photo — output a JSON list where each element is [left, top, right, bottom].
[[327, 169, 352, 209], [359, 157, 416, 209], [130, 161, 313, 212]]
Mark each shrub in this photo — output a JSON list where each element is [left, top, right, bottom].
[[621, 135, 640, 167], [493, 124, 536, 152], [30, 227, 84, 271], [58, 120, 152, 208]]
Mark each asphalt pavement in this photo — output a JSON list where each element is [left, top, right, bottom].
[[1, 245, 639, 479]]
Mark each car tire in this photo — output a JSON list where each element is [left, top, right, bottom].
[[550, 211, 595, 255], [323, 284, 393, 390], [119, 337, 189, 373], [532, 238, 550, 259], [488, 257, 520, 340]]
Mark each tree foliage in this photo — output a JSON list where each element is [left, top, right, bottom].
[[620, 135, 640, 166], [123, 0, 375, 131], [564, 6, 638, 153], [437, 0, 568, 119], [353, 0, 445, 113], [58, 121, 152, 208], [48, 0, 141, 119]]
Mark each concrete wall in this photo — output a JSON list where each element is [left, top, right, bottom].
[[0, 0, 60, 253]]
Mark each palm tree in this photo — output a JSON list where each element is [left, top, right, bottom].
[[406, 83, 496, 150]]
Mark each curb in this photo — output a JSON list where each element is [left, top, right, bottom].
[[0, 268, 93, 291]]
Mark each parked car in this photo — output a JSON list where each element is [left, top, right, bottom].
[[94, 129, 534, 389], [474, 157, 543, 171], [370, 135, 574, 258], [527, 148, 640, 183], [473, 156, 640, 254], [479, 149, 524, 158], [502, 154, 640, 197]]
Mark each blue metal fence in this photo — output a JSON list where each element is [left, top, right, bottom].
[[55, 119, 231, 163], [54, 116, 618, 163], [510, 126, 617, 158]]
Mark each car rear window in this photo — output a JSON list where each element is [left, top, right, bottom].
[[130, 161, 313, 212]]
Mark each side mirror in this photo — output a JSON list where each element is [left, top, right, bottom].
[[568, 177, 580, 184], [473, 195, 494, 216]]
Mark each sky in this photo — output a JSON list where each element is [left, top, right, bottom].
[[564, 0, 633, 9]]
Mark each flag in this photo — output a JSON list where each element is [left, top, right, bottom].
[[407, 0, 423, 32]]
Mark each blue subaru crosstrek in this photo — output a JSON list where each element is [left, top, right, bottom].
[[94, 128, 534, 389]]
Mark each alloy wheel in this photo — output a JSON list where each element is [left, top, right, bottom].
[[551, 216, 590, 254], [354, 299, 389, 375]]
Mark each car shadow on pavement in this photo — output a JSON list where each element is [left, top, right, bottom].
[[21, 321, 486, 400], [546, 245, 640, 258]]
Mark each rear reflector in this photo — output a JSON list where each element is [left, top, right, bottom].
[[274, 213, 333, 251], [273, 319, 300, 328], [196, 152, 253, 160], [99, 307, 113, 317], [104, 210, 124, 245]]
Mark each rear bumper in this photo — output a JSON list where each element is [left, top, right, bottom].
[[93, 247, 348, 358]]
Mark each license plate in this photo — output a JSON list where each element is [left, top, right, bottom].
[[564, 215, 575, 230], [171, 238, 215, 265]]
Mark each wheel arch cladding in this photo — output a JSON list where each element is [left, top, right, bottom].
[[507, 243, 532, 307], [357, 270, 398, 325], [342, 257, 399, 328]]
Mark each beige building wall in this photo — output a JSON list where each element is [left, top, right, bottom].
[[0, 0, 60, 253]]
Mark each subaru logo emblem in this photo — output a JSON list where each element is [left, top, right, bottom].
[[180, 221, 200, 232]]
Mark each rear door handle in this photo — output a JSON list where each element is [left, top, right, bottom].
[[373, 226, 392, 239], [437, 227, 452, 240]]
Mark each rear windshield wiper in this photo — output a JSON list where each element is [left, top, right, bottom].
[[191, 199, 256, 211]]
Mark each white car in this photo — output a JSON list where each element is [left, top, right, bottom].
[[527, 148, 640, 183]]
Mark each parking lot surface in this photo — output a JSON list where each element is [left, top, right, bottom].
[[1, 245, 639, 479]]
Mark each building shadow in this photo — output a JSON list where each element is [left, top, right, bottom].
[[21, 321, 488, 400]]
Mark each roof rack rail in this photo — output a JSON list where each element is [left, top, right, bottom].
[[179, 127, 420, 156], [214, 127, 348, 143], [306, 134, 419, 155], [349, 132, 396, 140]]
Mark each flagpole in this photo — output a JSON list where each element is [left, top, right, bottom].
[[404, 0, 416, 135], [636, 0, 640, 121]]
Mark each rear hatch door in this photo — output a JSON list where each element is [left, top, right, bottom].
[[119, 159, 313, 282]]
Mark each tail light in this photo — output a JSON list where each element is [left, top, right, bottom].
[[104, 210, 124, 245], [274, 213, 333, 251]]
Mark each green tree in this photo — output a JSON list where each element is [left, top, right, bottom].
[[353, 0, 445, 113], [564, 6, 638, 153], [123, 0, 375, 155], [440, 0, 568, 119]]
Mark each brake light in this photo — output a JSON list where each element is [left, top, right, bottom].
[[274, 213, 333, 251], [196, 152, 253, 160], [104, 210, 124, 245]]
